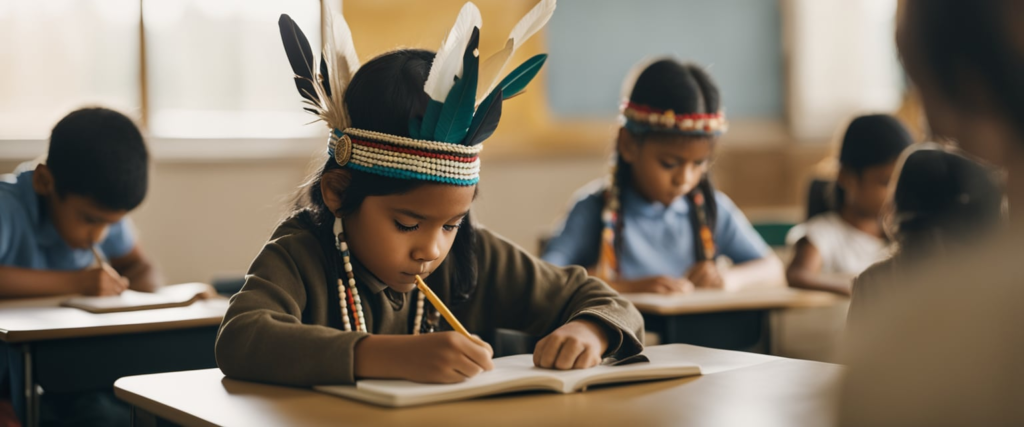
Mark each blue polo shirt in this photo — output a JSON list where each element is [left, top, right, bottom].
[[542, 181, 770, 279], [0, 170, 136, 270]]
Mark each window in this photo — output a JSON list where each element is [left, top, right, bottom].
[[0, 0, 322, 140], [0, 0, 140, 139], [144, 0, 321, 138], [785, 0, 903, 140]]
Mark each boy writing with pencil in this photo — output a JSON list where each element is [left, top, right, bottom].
[[0, 107, 159, 298], [0, 107, 160, 426]]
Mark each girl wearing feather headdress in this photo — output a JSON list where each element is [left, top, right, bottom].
[[215, 1, 643, 385], [542, 59, 785, 293]]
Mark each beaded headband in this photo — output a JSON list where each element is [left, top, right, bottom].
[[279, 1, 555, 186], [621, 101, 728, 137], [328, 128, 483, 186]]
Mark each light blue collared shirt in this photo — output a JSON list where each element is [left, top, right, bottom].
[[0, 170, 136, 270], [542, 181, 770, 280]]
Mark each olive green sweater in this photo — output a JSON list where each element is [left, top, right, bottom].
[[215, 213, 644, 386]]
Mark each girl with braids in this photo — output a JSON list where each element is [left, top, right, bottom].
[[543, 58, 784, 293]]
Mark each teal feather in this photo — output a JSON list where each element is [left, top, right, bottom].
[[419, 100, 443, 139], [497, 54, 547, 99], [408, 117, 423, 139], [433, 27, 480, 143]]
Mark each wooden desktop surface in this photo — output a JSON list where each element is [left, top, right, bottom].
[[115, 344, 843, 427], [623, 287, 842, 316], [0, 296, 228, 343]]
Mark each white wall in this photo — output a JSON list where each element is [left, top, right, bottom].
[[0, 153, 610, 285]]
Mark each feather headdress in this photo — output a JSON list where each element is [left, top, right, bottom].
[[278, 0, 556, 186]]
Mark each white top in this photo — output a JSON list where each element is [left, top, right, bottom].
[[786, 212, 890, 276]]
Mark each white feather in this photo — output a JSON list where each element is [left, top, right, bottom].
[[509, 0, 556, 51], [331, 11, 361, 83], [423, 2, 482, 102], [476, 0, 556, 103], [319, 0, 360, 129]]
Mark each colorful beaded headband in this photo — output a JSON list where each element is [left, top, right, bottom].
[[328, 128, 483, 186], [279, 0, 555, 186], [621, 101, 728, 137]]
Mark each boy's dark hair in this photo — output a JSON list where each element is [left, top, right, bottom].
[[610, 59, 721, 262], [891, 148, 1003, 257], [47, 107, 149, 211], [297, 49, 478, 303]]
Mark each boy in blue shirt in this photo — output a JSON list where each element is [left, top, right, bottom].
[[0, 107, 159, 426], [0, 107, 158, 297]]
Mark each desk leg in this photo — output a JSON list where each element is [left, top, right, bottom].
[[22, 344, 38, 427], [761, 310, 773, 355], [130, 405, 177, 427]]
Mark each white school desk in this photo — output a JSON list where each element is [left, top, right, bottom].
[[114, 344, 843, 427], [622, 287, 842, 353], [0, 296, 228, 427]]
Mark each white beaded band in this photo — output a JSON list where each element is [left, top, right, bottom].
[[344, 128, 483, 155]]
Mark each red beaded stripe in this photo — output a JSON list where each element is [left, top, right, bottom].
[[352, 138, 479, 161]]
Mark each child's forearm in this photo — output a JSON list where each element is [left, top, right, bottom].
[[723, 256, 786, 291], [353, 335, 410, 380], [354, 332, 494, 383], [0, 266, 83, 298]]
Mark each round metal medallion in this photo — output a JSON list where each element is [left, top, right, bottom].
[[334, 133, 352, 166]]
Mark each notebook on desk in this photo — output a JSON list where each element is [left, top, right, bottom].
[[315, 344, 702, 408], [61, 282, 214, 313]]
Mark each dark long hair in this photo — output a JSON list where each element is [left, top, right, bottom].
[[831, 114, 914, 211], [889, 147, 1003, 259], [610, 59, 721, 262], [294, 49, 478, 303]]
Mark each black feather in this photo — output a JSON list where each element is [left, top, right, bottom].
[[319, 51, 331, 98], [465, 89, 503, 146], [278, 14, 318, 103]]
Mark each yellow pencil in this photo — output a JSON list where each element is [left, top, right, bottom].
[[415, 275, 485, 346]]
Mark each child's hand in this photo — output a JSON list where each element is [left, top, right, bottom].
[[401, 332, 494, 384], [617, 276, 693, 294], [687, 261, 724, 289], [79, 266, 129, 296], [533, 319, 609, 370]]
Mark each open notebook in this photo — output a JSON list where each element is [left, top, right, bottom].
[[61, 282, 214, 313], [315, 344, 702, 407]]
